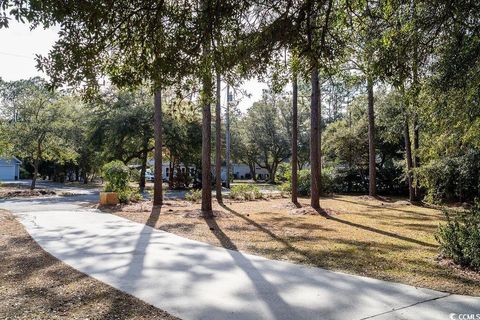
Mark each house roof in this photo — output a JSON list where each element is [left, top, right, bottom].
[[0, 156, 22, 164]]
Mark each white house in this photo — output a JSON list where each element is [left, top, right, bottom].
[[0, 157, 22, 181], [231, 163, 269, 180], [147, 159, 269, 181], [147, 160, 195, 180]]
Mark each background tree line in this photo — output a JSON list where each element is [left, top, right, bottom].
[[0, 78, 203, 192], [0, 0, 478, 213]]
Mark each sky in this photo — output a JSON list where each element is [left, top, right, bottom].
[[0, 20, 266, 112]]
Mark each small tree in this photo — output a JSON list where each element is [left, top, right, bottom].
[[244, 91, 291, 183], [1, 78, 77, 189]]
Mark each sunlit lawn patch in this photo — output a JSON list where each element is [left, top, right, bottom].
[[105, 195, 480, 296]]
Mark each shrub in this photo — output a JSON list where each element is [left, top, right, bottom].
[[230, 184, 263, 200], [275, 163, 291, 183], [185, 189, 202, 202], [114, 189, 142, 204], [102, 161, 130, 193], [417, 150, 479, 203], [130, 169, 141, 182], [117, 189, 130, 203], [129, 190, 144, 202], [102, 161, 135, 203], [19, 167, 30, 179], [436, 202, 480, 270], [280, 168, 334, 196]]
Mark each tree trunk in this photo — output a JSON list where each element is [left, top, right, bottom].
[[153, 88, 163, 206], [31, 159, 39, 190], [319, 84, 322, 196], [215, 72, 223, 203], [291, 73, 299, 204], [168, 158, 174, 189], [412, 43, 420, 200], [82, 171, 89, 184], [248, 163, 256, 181], [310, 66, 321, 209], [225, 84, 231, 189], [413, 115, 420, 199], [175, 164, 182, 188], [367, 75, 377, 197], [404, 118, 415, 202], [201, 73, 213, 214], [270, 161, 279, 184], [139, 150, 147, 193], [267, 165, 275, 184]]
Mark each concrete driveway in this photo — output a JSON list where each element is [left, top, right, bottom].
[[1, 193, 479, 320]]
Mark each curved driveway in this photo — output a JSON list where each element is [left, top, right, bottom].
[[1, 192, 479, 320]]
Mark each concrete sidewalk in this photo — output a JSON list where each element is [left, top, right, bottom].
[[2, 196, 479, 320]]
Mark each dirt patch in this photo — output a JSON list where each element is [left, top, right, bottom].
[[288, 207, 319, 215], [437, 258, 480, 282], [107, 195, 480, 296], [0, 209, 178, 320], [0, 188, 56, 198], [181, 209, 233, 219]]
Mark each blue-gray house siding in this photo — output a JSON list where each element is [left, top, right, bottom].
[[0, 157, 22, 181]]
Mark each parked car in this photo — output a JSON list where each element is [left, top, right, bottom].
[[145, 172, 154, 182]]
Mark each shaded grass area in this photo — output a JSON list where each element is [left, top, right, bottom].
[[108, 195, 480, 296], [0, 210, 178, 320]]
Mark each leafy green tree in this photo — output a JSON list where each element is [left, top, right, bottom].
[[2, 0, 198, 205], [88, 88, 154, 192], [288, 0, 349, 209], [230, 110, 259, 181], [323, 97, 368, 192], [344, 0, 389, 197], [0, 78, 77, 189], [243, 91, 291, 183], [163, 92, 202, 189], [322, 89, 407, 195]]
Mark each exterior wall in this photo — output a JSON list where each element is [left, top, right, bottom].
[[161, 163, 195, 180], [0, 158, 21, 181], [147, 162, 195, 180], [231, 164, 251, 179], [147, 160, 270, 180], [231, 164, 269, 180]]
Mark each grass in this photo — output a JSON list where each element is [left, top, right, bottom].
[[232, 180, 280, 190], [106, 195, 480, 296], [0, 209, 177, 319]]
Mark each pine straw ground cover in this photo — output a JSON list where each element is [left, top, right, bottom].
[[0, 210, 177, 320], [103, 195, 480, 296]]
